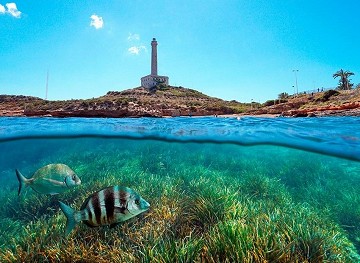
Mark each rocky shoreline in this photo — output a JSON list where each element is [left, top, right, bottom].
[[1, 87, 360, 118], [3, 104, 359, 118], [247, 89, 360, 117], [249, 102, 360, 117], [0, 86, 246, 118]]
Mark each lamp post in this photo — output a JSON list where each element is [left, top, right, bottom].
[[293, 69, 299, 96]]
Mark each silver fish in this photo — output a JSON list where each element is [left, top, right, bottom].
[[59, 185, 150, 236], [15, 163, 81, 195]]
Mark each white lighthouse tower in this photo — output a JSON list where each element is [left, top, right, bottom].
[[151, 38, 158, 75], [141, 38, 169, 89]]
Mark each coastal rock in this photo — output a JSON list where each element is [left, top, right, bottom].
[[307, 112, 316, 117], [1, 87, 360, 118]]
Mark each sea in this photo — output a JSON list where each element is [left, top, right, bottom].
[[0, 116, 360, 262]]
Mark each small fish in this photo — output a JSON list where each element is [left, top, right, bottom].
[[59, 185, 150, 236], [15, 163, 81, 195]]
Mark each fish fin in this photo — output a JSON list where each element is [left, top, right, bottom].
[[15, 169, 30, 196], [58, 201, 78, 237]]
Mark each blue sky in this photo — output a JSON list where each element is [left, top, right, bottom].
[[1, 1, 359, 103]]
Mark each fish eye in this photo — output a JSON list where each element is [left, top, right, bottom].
[[135, 199, 140, 205], [72, 175, 76, 180]]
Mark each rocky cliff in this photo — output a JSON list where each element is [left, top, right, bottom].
[[1, 86, 248, 118], [1, 86, 360, 118], [247, 89, 360, 117]]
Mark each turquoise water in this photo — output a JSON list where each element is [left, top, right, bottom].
[[1, 116, 360, 261]]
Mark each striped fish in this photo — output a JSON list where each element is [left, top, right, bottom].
[[58, 185, 150, 236]]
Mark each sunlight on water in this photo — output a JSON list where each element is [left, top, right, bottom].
[[1, 117, 360, 262]]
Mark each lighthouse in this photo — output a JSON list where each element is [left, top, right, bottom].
[[141, 38, 169, 89], [151, 38, 158, 75]]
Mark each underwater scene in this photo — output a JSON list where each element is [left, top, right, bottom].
[[1, 116, 360, 262]]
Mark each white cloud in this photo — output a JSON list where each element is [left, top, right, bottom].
[[128, 46, 146, 55], [0, 3, 22, 18], [6, 3, 21, 18], [127, 33, 140, 41], [0, 4, 5, 14], [90, 14, 104, 29], [127, 34, 146, 55]]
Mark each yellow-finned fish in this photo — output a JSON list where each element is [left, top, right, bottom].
[[15, 163, 81, 195], [59, 185, 150, 236]]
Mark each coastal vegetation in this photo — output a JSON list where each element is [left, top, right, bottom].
[[1, 79, 359, 117], [0, 138, 360, 262], [278, 92, 289, 100], [0, 86, 249, 117], [252, 87, 360, 117]]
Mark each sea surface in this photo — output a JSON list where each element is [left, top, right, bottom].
[[1, 116, 360, 262]]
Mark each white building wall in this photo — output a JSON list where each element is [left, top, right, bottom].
[[141, 75, 169, 89]]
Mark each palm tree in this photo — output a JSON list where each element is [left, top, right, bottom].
[[333, 69, 355, 90]]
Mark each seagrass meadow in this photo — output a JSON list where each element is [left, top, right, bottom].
[[1, 137, 360, 262]]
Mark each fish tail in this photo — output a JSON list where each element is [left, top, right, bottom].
[[59, 201, 78, 236], [15, 169, 29, 196]]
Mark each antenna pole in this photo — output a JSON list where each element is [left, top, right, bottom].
[[45, 70, 49, 100]]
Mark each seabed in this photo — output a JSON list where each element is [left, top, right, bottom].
[[1, 137, 360, 262]]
